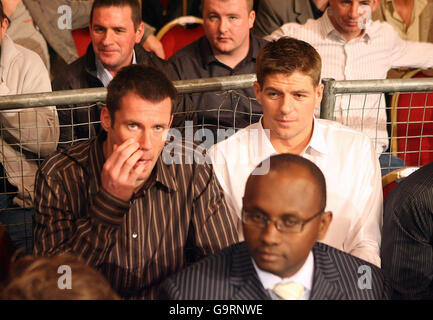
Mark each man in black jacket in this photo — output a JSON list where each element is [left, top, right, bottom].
[[52, 0, 179, 149]]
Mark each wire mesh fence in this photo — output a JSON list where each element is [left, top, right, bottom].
[[1, 73, 433, 255]]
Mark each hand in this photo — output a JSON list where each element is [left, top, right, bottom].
[[142, 34, 166, 60], [101, 139, 146, 201]]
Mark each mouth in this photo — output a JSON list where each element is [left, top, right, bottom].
[[255, 249, 281, 262], [277, 119, 296, 126], [135, 159, 151, 167], [217, 36, 231, 42]]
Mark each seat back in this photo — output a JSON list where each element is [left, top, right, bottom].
[[156, 16, 204, 60], [382, 166, 419, 200], [72, 28, 92, 57], [391, 69, 433, 166]]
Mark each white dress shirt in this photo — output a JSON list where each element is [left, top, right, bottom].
[[265, 10, 433, 154], [208, 118, 383, 267], [253, 251, 314, 300]]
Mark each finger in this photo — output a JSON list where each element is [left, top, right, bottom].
[[105, 140, 139, 172], [117, 149, 144, 181], [128, 162, 147, 183]]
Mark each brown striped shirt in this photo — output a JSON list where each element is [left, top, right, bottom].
[[33, 133, 238, 299]]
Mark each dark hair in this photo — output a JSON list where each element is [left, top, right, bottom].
[[1, 253, 119, 300], [106, 64, 178, 122], [201, 0, 254, 12], [256, 37, 322, 87], [251, 153, 327, 210], [90, 0, 142, 30]]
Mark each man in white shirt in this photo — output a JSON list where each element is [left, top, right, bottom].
[[159, 154, 388, 300], [208, 37, 382, 266], [265, 0, 433, 171], [0, 1, 58, 253]]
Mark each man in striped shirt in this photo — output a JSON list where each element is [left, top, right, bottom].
[[33, 64, 238, 299]]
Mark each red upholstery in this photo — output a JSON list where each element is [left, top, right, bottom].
[[160, 24, 204, 60], [395, 71, 433, 166], [383, 181, 398, 201], [72, 28, 92, 57]]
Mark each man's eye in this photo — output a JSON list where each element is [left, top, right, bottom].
[[154, 125, 164, 131], [250, 212, 266, 222], [267, 92, 280, 99], [128, 123, 138, 129], [282, 218, 300, 227]]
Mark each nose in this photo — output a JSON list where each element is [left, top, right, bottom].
[[101, 29, 114, 45], [218, 17, 228, 34], [137, 130, 152, 151], [280, 94, 293, 115], [260, 220, 282, 246], [349, 3, 360, 18]]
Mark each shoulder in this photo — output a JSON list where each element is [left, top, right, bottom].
[[38, 139, 93, 178], [313, 242, 387, 299], [169, 37, 204, 73], [209, 125, 255, 159], [135, 45, 177, 80], [52, 55, 88, 90], [316, 119, 373, 147], [2, 36, 46, 71], [160, 243, 243, 298]]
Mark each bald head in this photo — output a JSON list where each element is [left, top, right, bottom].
[[244, 154, 327, 212]]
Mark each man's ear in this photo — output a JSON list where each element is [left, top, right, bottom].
[[317, 211, 332, 241], [100, 107, 112, 132], [248, 10, 255, 29], [253, 81, 262, 105], [316, 83, 324, 105], [135, 21, 145, 44]]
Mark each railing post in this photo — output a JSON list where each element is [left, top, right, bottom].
[[320, 78, 336, 121]]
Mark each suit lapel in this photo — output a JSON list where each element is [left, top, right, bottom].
[[230, 243, 271, 300], [310, 244, 346, 300]]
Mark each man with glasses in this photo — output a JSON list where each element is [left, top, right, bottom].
[[159, 154, 388, 300], [208, 37, 382, 267]]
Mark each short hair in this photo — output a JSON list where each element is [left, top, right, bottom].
[[201, 0, 254, 12], [106, 64, 178, 122], [256, 37, 322, 88], [1, 253, 119, 299], [90, 0, 142, 30], [250, 154, 327, 211]]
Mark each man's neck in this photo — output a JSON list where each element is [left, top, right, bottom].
[[263, 119, 314, 155], [213, 38, 251, 70]]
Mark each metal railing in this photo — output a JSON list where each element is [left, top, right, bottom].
[[1, 73, 433, 255]]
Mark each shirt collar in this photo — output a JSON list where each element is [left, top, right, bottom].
[[321, 8, 371, 43], [255, 116, 328, 156], [252, 250, 314, 293], [89, 132, 178, 194], [95, 50, 137, 87]]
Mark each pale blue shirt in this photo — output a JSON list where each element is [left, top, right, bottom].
[[252, 251, 314, 300], [95, 50, 137, 87]]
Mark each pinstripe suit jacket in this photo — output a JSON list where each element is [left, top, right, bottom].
[[159, 242, 389, 300]]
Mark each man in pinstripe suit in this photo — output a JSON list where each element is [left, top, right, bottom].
[[159, 154, 389, 300]]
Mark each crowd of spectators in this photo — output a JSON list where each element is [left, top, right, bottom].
[[0, 0, 432, 300]]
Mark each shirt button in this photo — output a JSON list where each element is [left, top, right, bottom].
[[132, 233, 138, 239]]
